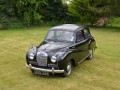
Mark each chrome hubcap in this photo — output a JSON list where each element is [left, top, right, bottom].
[[67, 63, 71, 75], [89, 50, 93, 58]]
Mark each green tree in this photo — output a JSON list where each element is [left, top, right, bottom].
[[0, 0, 46, 28], [68, 0, 98, 25], [110, 0, 120, 16], [0, 0, 69, 29], [0, 0, 16, 29], [68, 0, 110, 25], [12, 0, 47, 26], [40, 0, 67, 23]]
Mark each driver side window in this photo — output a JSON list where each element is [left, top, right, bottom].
[[76, 31, 84, 42]]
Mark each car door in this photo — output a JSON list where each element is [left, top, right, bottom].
[[75, 28, 91, 63]]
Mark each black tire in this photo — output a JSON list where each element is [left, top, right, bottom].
[[62, 61, 72, 77], [87, 49, 93, 60]]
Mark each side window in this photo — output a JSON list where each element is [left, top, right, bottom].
[[76, 31, 84, 42], [83, 29, 90, 38]]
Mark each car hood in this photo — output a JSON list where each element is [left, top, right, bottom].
[[38, 41, 72, 52], [27, 41, 73, 61]]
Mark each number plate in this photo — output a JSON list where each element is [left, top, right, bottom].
[[34, 70, 49, 76]]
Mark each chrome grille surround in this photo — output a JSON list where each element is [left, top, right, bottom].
[[36, 52, 48, 66]]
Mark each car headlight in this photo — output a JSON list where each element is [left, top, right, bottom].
[[29, 53, 34, 60], [51, 56, 57, 63]]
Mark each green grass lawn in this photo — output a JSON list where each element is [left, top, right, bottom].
[[0, 26, 120, 90]]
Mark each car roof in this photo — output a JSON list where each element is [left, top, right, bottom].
[[50, 24, 86, 31]]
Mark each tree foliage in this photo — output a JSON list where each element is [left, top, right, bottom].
[[68, 0, 107, 25], [110, 0, 120, 16], [0, 0, 120, 29], [10, 0, 46, 26], [0, 0, 47, 29], [40, 0, 67, 21], [68, 0, 120, 25], [0, 0, 68, 29]]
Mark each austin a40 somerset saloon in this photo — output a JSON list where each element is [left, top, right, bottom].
[[26, 24, 96, 77]]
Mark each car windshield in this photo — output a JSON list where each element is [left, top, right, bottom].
[[45, 30, 75, 43]]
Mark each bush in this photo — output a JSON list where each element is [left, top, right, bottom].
[[0, 20, 25, 30]]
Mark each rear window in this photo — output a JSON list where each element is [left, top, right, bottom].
[[83, 29, 90, 38]]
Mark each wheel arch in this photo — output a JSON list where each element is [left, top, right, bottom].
[[70, 58, 76, 67], [89, 39, 96, 50]]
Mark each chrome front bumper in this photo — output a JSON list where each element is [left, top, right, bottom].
[[26, 64, 64, 74]]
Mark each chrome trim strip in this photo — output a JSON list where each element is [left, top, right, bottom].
[[78, 54, 89, 64], [26, 64, 64, 73]]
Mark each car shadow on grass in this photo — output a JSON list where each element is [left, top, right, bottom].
[[30, 73, 66, 79]]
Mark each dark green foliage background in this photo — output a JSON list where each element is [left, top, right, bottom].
[[0, 0, 120, 29], [0, 0, 69, 29]]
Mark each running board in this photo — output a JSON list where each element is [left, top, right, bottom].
[[78, 54, 89, 64]]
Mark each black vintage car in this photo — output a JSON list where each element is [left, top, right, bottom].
[[26, 24, 96, 77]]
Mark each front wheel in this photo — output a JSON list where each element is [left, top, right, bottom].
[[87, 49, 93, 60], [62, 61, 72, 77]]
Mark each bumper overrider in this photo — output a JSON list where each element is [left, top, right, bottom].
[[26, 64, 64, 74]]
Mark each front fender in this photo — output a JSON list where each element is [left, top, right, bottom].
[[57, 51, 73, 70], [26, 47, 37, 63]]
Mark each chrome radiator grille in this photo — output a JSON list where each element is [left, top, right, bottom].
[[36, 52, 48, 66]]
